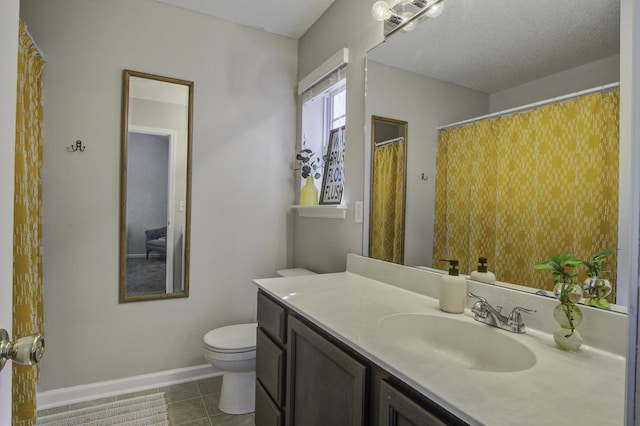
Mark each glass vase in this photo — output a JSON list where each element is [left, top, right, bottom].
[[552, 283, 584, 351], [553, 282, 583, 305], [583, 276, 612, 310]]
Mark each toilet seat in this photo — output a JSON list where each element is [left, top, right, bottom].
[[204, 323, 257, 353]]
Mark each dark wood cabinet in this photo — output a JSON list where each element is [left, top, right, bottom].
[[255, 290, 468, 426], [379, 380, 449, 426], [257, 291, 287, 344], [256, 328, 286, 406], [255, 380, 283, 426], [256, 291, 288, 426], [286, 315, 367, 426]]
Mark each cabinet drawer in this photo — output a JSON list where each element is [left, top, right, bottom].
[[257, 291, 287, 344], [256, 380, 284, 426], [256, 328, 286, 406], [379, 380, 451, 426]]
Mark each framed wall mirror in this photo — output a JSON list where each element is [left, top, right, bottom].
[[119, 70, 193, 303], [364, 0, 626, 307]]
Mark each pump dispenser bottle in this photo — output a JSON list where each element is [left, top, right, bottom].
[[439, 259, 467, 313], [470, 257, 496, 284]]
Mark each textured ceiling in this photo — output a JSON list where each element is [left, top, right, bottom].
[[156, 0, 620, 92], [156, 0, 335, 39], [368, 0, 620, 93]]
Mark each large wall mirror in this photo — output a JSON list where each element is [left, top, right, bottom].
[[364, 0, 627, 306], [119, 70, 193, 302]]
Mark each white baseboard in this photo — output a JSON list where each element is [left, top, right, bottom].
[[37, 364, 220, 410]]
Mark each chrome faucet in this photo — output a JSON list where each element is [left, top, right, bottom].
[[468, 292, 536, 333]]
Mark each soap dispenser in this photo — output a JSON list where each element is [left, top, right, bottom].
[[470, 257, 496, 285], [439, 259, 467, 313]]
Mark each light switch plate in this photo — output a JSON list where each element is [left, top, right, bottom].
[[355, 201, 363, 223]]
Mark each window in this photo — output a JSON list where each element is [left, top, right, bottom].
[[328, 85, 346, 132], [300, 71, 346, 186]]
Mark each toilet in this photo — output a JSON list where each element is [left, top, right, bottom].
[[203, 323, 258, 415], [203, 269, 315, 415]]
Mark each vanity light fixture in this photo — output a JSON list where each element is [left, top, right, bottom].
[[371, 1, 403, 25], [424, 1, 444, 17], [399, 0, 428, 7], [372, 0, 446, 36], [401, 12, 417, 32]]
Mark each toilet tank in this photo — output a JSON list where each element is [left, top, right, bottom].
[[276, 268, 316, 277]]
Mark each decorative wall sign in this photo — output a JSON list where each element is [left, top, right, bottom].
[[320, 126, 345, 204]]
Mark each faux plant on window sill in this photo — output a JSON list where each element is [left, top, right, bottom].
[[296, 148, 325, 206]]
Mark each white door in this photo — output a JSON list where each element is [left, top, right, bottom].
[[0, 1, 19, 424]]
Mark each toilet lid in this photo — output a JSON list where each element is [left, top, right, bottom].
[[204, 323, 257, 352]]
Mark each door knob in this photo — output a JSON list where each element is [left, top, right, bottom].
[[0, 328, 45, 372]]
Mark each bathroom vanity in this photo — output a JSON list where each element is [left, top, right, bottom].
[[254, 255, 626, 426]]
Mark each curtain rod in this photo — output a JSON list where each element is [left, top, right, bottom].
[[437, 82, 620, 131], [375, 136, 404, 147]]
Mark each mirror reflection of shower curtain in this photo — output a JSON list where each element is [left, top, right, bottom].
[[433, 89, 619, 296], [370, 139, 406, 264]]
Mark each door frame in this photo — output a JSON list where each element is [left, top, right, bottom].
[[0, 1, 19, 423], [127, 125, 177, 293]]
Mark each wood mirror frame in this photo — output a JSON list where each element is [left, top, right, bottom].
[[119, 70, 193, 303]]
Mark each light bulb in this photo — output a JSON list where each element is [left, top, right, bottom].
[[371, 1, 392, 21], [425, 2, 444, 17], [401, 12, 417, 32]]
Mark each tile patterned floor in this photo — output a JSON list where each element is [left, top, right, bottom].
[[37, 376, 255, 426]]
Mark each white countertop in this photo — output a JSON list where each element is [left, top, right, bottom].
[[254, 271, 625, 426]]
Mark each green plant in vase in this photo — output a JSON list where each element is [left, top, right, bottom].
[[296, 148, 323, 180], [533, 252, 584, 351], [581, 248, 616, 310]]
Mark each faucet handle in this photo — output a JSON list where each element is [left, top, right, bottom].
[[467, 292, 486, 303], [510, 306, 536, 316], [508, 307, 536, 333], [468, 292, 489, 318]]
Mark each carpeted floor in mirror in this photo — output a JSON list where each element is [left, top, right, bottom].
[[125, 257, 167, 296]]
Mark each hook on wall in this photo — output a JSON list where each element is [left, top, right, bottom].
[[68, 140, 85, 152], [421, 173, 429, 181]]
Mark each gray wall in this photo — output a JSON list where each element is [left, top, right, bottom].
[[293, 0, 383, 272], [20, 0, 297, 391]]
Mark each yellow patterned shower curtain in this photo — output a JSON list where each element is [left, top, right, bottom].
[[13, 20, 45, 426], [370, 139, 406, 264], [434, 90, 619, 297]]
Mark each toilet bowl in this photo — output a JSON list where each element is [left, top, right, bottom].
[[203, 323, 257, 415]]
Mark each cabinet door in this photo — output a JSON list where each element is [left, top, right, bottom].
[[286, 315, 367, 426], [379, 380, 449, 426]]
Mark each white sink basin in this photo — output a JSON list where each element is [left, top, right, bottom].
[[370, 313, 536, 373]]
